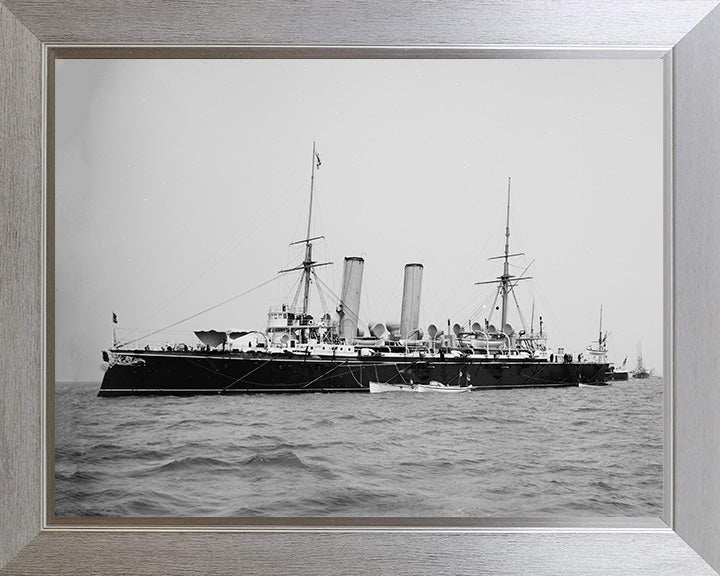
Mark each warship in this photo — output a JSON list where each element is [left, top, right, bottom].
[[632, 343, 651, 379], [99, 148, 607, 396]]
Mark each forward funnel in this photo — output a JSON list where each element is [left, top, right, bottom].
[[338, 257, 364, 342]]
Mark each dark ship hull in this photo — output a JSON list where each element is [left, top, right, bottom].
[[99, 350, 608, 396]]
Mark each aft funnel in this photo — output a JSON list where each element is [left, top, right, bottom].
[[400, 263, 424, 340], [338, 257, 364, 342]]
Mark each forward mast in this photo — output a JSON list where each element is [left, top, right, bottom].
[[276, 142, 333, 343]]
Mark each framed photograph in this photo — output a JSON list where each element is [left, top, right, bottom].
[[2, 2, 720, 575], [52, 54, 666, 524]]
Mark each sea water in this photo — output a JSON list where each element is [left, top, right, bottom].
[[55, 379, 662, 517]]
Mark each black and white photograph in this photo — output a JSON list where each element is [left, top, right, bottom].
[[55, 58, 663, 518]]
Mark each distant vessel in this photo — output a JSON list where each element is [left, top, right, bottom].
[[99, 149, 607, 395], [632, 343, 651, 379], [585, 306, 628, 381]]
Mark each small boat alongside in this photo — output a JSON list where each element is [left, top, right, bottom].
[[578, 382, 611, 388], [369, 381, 472, 393]]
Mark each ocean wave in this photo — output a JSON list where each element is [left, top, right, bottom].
[[426, 414, 484, 425], [131, 455, 236, 476], [242, 450, 309, 470], [87, 443, 167, 459], [55, 469, 107, 482], [279, 486, 404, 515], [589, 480, 615, 492], [114, 419, 158, 428], [313, 418, 338, 427], [398, 456, 489, 470], [243, 433, 284, 443], [240, 437, 317, 452], [120, 494, 187, 516], [357, 416, 402, 426]]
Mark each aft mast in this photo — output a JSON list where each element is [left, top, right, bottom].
[[476, 177, 532, 336]]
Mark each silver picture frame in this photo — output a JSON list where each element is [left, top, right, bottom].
[[2, 2, 720, 574]]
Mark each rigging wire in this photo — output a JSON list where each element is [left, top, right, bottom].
[[419, 272, 450, 324], [437, 219, 501, 315], [532, 281, 570, 348], [362, 265, 401, 323], [133, 175, 311, 332], [511, 289, 529, 332], [486, 286, 502, 325], [418, 292, 432, 333], [464, 289, 499, 327], [116, 274, 282, 348], [288, 273, 305, 310], [311, 270, 331, 316], [312, 275, 342, 311], [314, 274, 368, 329], [357, 265, 377, 330], [447, 287, 491, 325]]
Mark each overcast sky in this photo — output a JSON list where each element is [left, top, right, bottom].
[[55, 59, 663, 382]]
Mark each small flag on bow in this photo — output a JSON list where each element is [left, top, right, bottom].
[[315, 152, 321, 169], [112, 312, 118, 324]]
